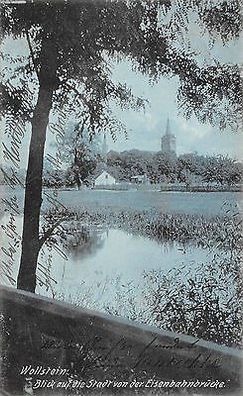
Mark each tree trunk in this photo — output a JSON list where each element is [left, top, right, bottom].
[[17, 39, 58, 292]]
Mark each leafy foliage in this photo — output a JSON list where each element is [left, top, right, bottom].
[[105, 150, 243, 185], [1, 0, 242, 134], [61, 121, 101, 188], [143, 255, 242, 347]]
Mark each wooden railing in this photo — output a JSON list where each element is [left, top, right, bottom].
[[0, 285, 242, 395]]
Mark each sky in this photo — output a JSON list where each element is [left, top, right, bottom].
[[1, 8, 243, 171], [104, 16, 243, 159], [106, 60, 242, 159]]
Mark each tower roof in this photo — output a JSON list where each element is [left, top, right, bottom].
[[165, 118, 171, 136]]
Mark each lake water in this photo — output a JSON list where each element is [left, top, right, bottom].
[[0, 189, 238, 343], [48, 227, 214, 301], [56, 189, 242, 216], [0, 186, 242, 216], [0, 187, 237, 313], [0, 213, 218, 308]]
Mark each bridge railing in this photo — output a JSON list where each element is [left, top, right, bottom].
[[0, 285, 242, 395]]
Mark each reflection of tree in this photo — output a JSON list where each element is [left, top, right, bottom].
[[62, 224, 107, 260]]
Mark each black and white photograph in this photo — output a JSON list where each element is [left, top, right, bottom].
[[0, 0, 242, 395]]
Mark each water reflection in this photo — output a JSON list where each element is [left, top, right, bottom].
[[49, 222, 216, 302], [63, 222, 108, 260], [0, 213, 220, 305], [0, 209, 239, 346]]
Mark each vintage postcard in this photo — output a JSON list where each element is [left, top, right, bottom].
[[0, 0, 242, 395]]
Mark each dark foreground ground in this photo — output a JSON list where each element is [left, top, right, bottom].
[[0, 286, 242, 396]]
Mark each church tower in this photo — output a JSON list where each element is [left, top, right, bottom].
[[161, 118, 176, 156]]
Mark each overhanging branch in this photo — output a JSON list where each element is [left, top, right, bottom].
[[39, 217, 68, 251]]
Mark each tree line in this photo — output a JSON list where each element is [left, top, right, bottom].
[[43, 149, 242, 188], [108, 151, 242, 186]]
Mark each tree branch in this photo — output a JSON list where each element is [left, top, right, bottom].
[[76, 114, 89, 139], [63, 81, 90, 109], [38, 217, 67, 251], [25, 27, 40, 83]]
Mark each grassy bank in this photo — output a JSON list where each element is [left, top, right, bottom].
[[55, 254, 242, 348], [44, 206, 242, 252]]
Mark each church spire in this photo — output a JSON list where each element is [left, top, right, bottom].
[[165, 117, 171, 135], [161, 117, 176, 156]]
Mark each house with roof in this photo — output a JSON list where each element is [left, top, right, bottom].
[[94, 170, 116, 186]]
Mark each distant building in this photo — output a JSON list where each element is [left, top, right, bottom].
[[92, 135, 116, 187], [161, 118, 176, 156], [131, 174, 149, 184], [94, 170, 116, 186]]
